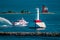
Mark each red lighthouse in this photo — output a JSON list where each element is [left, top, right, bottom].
[[42, 5, 48, 13]]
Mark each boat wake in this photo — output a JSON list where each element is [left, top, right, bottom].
[[0, 17, 12, 27]]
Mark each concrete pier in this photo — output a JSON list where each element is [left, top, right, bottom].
[[0, 32, 60, 37]]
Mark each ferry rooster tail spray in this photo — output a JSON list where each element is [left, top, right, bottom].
[[42, 5, 48, 13]]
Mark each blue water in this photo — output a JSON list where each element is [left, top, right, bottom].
[[0, 36, 60, 40], [0, 13, 60, 40], [0, 14, 60, 32], [0, 0, 60, 40]]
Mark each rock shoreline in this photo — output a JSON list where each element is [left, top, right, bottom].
[[0, 32, 60, 37]]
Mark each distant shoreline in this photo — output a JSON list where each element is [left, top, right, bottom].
[[0, 12, 56, 15]]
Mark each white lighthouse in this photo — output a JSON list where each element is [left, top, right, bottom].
[[35, 8, 46, 30]]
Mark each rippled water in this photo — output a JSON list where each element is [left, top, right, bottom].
[[0, 0, 60, 40]]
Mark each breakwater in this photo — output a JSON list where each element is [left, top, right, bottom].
[[0, 32, 60, 37]]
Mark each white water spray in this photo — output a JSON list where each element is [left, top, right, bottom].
[[0, 17, 12, 25]]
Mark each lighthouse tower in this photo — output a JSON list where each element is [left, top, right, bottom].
[[35, 8, 46, 30], [35, 8, 41, 22], [42, 5, 48, 13]]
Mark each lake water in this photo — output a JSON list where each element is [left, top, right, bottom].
[[0, 0, 60, 40], [0, 13, 60, 40]]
